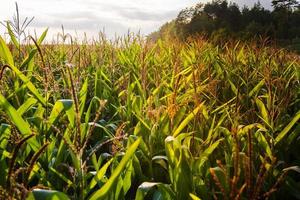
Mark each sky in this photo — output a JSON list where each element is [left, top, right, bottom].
[[0, 0, 272, 41]]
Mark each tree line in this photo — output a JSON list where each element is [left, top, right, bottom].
[[149, 0, 300, 51]]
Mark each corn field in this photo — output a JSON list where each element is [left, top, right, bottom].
[[0, 22, 300, 200]]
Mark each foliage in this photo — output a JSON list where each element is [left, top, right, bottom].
[[150, 0, 300, 53]]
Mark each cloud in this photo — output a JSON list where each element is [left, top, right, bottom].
[[29, 19, 129, 40], [26, 2, 175, 37], [31, 12, 121, 28], [116, 8, 178, 21], [27, 8, 130, 38]]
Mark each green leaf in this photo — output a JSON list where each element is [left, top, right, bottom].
[[198, 139, 223, 167], [26, 189, 70, 200], [0, 35, 14, 66], [209, 167, 228, 193], [37, 28, 48, 45], [21, 49, 38, 69], [165, 136, 176, 164], [255, 131, 272, 158], [7, 22, 20, 49], [0, 94, 39, 150], [88, 158, 113, 192], [249, 79, 265, 97], [275, 111, 300, 145], [0, 36, 46, 105], [173, 102, 204, 137], [123, 160, 133, 194], [79, 78, 88, 118], [165, 135, 193, 199], [135, 182, 161, 200], [89, 137, 141, 200], [9, 63, 46, 106], [82, 97, 101, 139], [135, 182, 174, 200], [17, 97, 38, 116], [49, 167, 73, 187], [0, 123, 10, 150], [189, 193, 202, 200], [20, 28, 48, 74], [48, 99, 75, 130], [228, 79, 238, 95], [70, 149, 80, 171], [255, 98, 270, 127]]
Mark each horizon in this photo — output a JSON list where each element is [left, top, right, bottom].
[[0, 0, 273, 42]]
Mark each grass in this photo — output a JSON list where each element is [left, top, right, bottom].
[[0, 16, 300, 199]]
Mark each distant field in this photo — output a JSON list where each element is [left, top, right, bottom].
[[0, 26, 300, 200]]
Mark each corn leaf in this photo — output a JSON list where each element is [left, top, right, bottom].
[[173, 102, 204, 137], [88, 158, 113, 192], [255, 98, 270, 126], [249, 79, 265, 97], [189, 193, 202, 200], [26, 189, 70, 200], [48, 99, 75, 130], [89, 137, 141, 200], [17, 97, 37, 116], [0, 36, 14, 66], [0, 93, 39, 150], [7, 22, 19, 49], [275, 111, 300, 145], [37, 28, 48, 45], [135, 182, 175, 200]]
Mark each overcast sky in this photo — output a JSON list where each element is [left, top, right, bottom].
[[0, 0, 272, 41]]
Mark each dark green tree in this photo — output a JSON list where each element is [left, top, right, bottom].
[[175, 7, 196, 38], [272, 0, 299, 10], [149, 0, 300, 52]]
